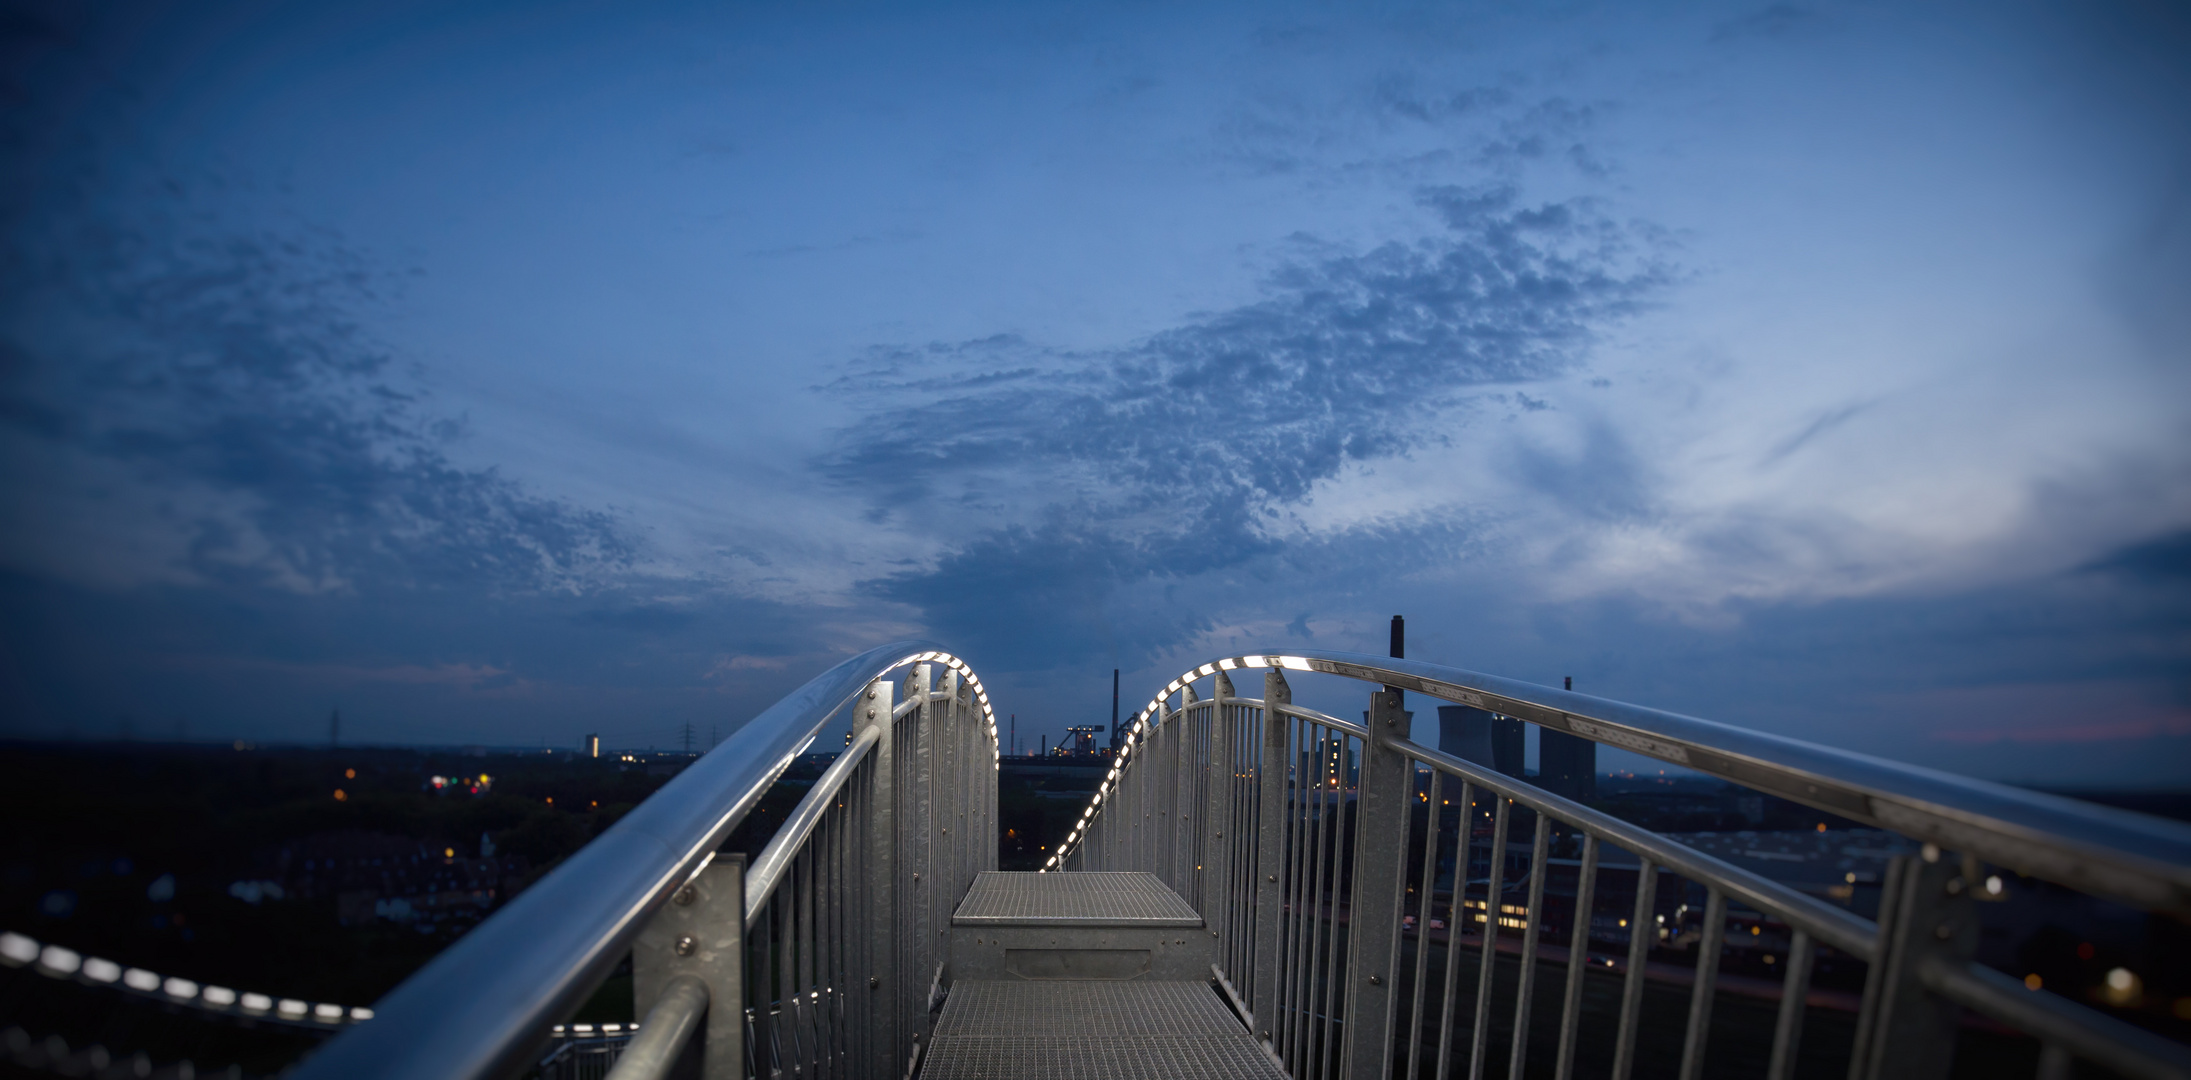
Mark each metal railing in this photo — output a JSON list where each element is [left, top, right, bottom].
[[1056, 649, 2191, 1080], [294, 641, 999, 1080]]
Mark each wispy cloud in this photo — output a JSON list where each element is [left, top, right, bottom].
[[1762, 399, 1877, 465], [821, 185, 1673, 666], [1, 204, 636, 595]]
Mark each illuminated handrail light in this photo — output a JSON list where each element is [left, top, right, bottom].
[[885, 648, 1003, 769], [0, 929, 369, 1027], [1052, 655, 1312, 866]]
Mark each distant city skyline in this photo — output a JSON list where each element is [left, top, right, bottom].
[[1, 1, 2186, 787]]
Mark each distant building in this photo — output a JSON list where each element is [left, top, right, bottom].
[[584, 734, 600, 759], [1299, 735, 1358, 789], [1539, 729, 1597, 802], [1436, 706, 1524, 778]]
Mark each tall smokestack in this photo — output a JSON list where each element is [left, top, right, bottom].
[[1387, 615, 1405, 700], [1111, 668, 1121, 752]]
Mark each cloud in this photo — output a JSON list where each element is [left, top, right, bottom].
[[826, 185, 1672, 668], [2080, 529, 2191, 582], [0, 200, 636, 596], [1762, 399, 1877, 465]]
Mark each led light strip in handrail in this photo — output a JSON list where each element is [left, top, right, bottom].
[[0, 930, 372, 1027], [1045, 654, 1313, 869], [888, 649, 1003, 766]]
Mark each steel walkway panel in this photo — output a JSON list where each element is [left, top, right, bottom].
[[923, 980, 1285, 1080], [950, 871, 1202, 928]]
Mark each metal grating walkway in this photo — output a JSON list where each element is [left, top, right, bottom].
[[951, 871, 1202, 927], [921, 981, 1286, 1080]]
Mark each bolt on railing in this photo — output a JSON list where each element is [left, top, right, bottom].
[[1058, 650, 2191, 1080], [295, 643, 999, 1080]]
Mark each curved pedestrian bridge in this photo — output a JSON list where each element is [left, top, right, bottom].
[[275, 643, 2191, 1080]]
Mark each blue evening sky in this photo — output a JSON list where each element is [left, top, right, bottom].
[[2, 1, 2186, 785]]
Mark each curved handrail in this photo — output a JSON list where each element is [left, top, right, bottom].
[[294, 641, 999, 1080], [1057, 649, 2191, 917]]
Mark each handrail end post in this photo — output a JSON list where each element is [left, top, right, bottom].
[[634, 853, 747, 1080], [1853, 852, 1976, 1080]]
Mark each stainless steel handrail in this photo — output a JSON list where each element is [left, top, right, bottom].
[[293, 640, 955, 1080], [602, 975, 709, 1080], [1074, 649, 2191, 915], [1920, 958, 2191, 1080], [1064, 649, 2191, 1080], [1390, 734, 1878, 959]]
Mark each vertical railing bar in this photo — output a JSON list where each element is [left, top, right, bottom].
[[1294, 714, 1320, 1075], [1553, 832, 1600, 1080], [843, 784, 856, 1076], [819, 814, 835, 1075], [1297, 718, 1332, 1073], [1507, 811, 1552, 1080], [1203, 701, 1216, 910], [1844, 853, 1904, 1080], [1318, 727, 1348, 1079], [760, 883, 777, 1074], [1316, 730, 1352, 1077], [1609, 856, 1658, 1080], [797, 849, 815, 1069], [1245, 703, 1261, 982], [1169, 697, 1183, 891], [1405, 767, 1444, 1080], [824, 816, 836, 1072], [837, 774, 851, 1080], [1254, 676, 1293, 1050], [1433, 780, 1475, 1080], [1232, 705, 1248, 977], [1468, 794, 1511, 1080], [1237, 704, 1254, 981], [799, 844, 814, 1072], [830, 777, 846, 1079], [1192, 699, 1208, 910], [1766, 928, 1814, 1080], [1678, 888, 1730, 1080], [1230, 706, 1245, 978], [807, 842, 820, 1072], [815, 810, 828, 1078], [865, 675, 897, 1080]]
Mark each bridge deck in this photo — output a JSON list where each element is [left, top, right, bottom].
[[952, 870, 1204, 927], [924, 873, 1284, 1079], [922, 981, 1286, 1080]]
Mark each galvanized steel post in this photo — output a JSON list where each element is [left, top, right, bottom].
[[1177, 681, 1200, 893], [1342, 688, 1413, 1079], [861, 677, 898, 1080], [1203, 670, 1237, 965], [1251, 666, 1292, 1045], [632, 854, 745, 1080], [1855, 853, 1977, 1080]]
